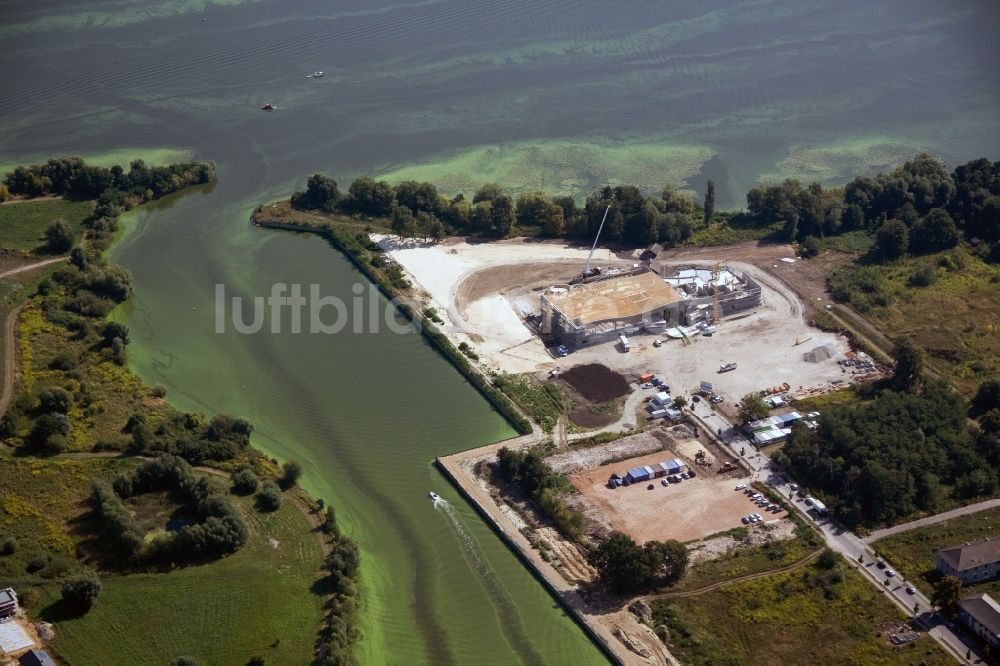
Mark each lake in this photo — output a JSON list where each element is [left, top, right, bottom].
[[1, 0, 998, 663]]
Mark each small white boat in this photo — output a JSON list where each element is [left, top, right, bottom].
[[428, 491, 441, 502], [307, 71, 324, 78]]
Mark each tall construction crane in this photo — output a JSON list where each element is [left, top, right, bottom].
[[582, 198, 614, 279]]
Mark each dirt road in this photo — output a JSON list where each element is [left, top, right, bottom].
[[0, 257, 66, 417], [865, 498, 1000, 544], [0, 256, 65, 279]]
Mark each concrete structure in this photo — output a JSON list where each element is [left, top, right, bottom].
[[0, 588, 17, 618], [539, 264, 764, 348], [541, 268, 684, 347], [661, 266, 764, 325], [957, 594, 1000, 649], [936, 538, 1000, 584]]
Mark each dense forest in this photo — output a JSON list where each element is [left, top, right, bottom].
[[775, 377, 1000, 529], [290, 155, 1000, 261]]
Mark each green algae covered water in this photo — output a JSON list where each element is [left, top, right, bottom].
[[1, 1, 998, 663]]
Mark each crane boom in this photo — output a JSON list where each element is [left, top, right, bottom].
[[584, 204, 612, 276]]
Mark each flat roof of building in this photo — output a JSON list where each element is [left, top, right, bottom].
[[547, 271, 683, 325]]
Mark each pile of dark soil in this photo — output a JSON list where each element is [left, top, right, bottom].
[[561, 364, 630, 402]]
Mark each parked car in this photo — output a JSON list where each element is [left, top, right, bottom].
[[556, 344, 569, 357], [906, 586, 915, 595], [742, 516, 750, 524], [885, 569, 896, 578], [710, 395, 723, 404], [876, 559, 886, 569], [789, 483, 798, 491], [661, 479, 668, 487], [735, 484, 747, 490], [687, 470, 696, 478]]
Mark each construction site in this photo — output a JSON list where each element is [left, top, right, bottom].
[[539, 263, 763, 349]]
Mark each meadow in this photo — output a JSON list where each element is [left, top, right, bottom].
[[652, 556, 952, 665], [872, 506, 1000, 600], [0, 199, 92, 253]]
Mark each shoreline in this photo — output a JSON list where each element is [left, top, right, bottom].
[[436, 440, 680, 666]]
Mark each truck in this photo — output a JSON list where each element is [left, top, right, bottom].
[[718, 362, 737, 373], [619, 335, 630, 352]]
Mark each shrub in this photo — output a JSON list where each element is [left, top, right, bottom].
[[280, 460, 303, 489], [230, 467, 258, 495], [49, 350, 79, 371], [909, 264, 937, 287], [150, 384, 167, 398], [1, 537, 17, 555], [61, 570, 102, 611], [256, 482, 282, 512], [37, 386, 73, 414], [43, 434, 69, 454], [26, 554, 48, 573]]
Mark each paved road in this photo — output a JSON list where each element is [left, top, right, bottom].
[[688, 400, 986, 665], [864, 498, 1000, 543]]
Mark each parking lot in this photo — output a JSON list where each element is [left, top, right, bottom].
[[568, 451, 786, 543]]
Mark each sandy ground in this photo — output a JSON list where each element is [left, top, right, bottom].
[[687, 519, 797, 565], [569, 451, 784, 543], [375, 235, 850, 403]]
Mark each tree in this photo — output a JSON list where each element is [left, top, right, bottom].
[[971, 379, 1000, 417], [490, 194, 516, 238], [280, 460, 303, 489], [875, 219, 909, 258], [102, 321, 130, 346], [911, 208, 958, 253], [891, 341, 924, 393], [169, 658, 199, 666], [673, 396, 688, 409], [61, 570, 102, 611], [230, 467, 258, 495], [591, 532, 650, 594], [800, 236, 820, 258], [737, 392, 769, 423], [37, 387, 73, 414], [44, 219, 74, 253], [256, 481, 282, 512], [69, 245, 87, 270], [931, 575, 962, 616], [703, 179, 715, 225], [347, 177, 394, 217]]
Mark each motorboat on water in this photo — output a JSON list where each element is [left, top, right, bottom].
[[307, 71, 324, 78], [428, 491, 441, 502], [260, 103, 275, 111]]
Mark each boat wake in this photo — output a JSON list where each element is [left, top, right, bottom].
[[434, 499, 545, 666]]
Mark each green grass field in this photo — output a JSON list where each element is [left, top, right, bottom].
[[0, 198, 92, 253], [42, 490, 325, 666], [872, 506, 1000, 599], [0, 454, 327, 666], [652, 557, 952, 665]]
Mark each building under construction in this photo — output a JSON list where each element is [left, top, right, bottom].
[[662, 266, 764, 326], [540, 265, 762, 348]]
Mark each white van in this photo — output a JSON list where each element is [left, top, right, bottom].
[[619, 335, 630, 352]]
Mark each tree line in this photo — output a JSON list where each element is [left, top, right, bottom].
[[746, 154, 1000, 260], [292, 173, 703, 247], [3, 156, 214, 202], [292, 154, 999, 260]]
